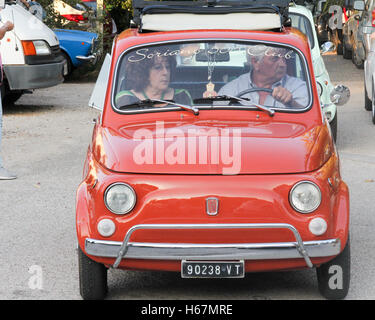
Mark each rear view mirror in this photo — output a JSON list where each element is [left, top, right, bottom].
[[0, 0, 5, 9], [195, 51, 230, 62]]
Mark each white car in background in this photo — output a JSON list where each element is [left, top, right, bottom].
[[364, 32, 375, 123], [289, 4, 349, 142]]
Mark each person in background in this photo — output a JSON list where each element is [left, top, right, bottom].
[[19, 0, 31, 10], [0, 18, 16, 180]]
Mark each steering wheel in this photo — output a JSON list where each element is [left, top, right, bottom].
[[236, 87, 273, 98]]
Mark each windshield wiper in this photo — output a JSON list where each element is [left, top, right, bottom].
[[118, 99, 199, 115], [193, 95, 275, 117]]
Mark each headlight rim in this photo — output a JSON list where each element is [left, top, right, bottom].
[[289, 180, 322, 214], [104, 182, 137, 215], [32, 40, 51, 56], [317, 81, 323, 97]]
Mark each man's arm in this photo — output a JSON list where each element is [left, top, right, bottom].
[[272, 86, 305, 109], [272, 77, 309, 109]]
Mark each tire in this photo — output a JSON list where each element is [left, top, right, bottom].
[[78, 246, 108, 300], [316, 237, 350, 300], [1, 80, 24, 106], [352, 49, 364, 69], [329, 112, 338, 143], [3, 91, 24, 106], [336, 42, 343, 55], [342, 38, 352, 59], [372, 86, 375, 124], [365, 81, 372, 111], [61, 51, 73, 79]]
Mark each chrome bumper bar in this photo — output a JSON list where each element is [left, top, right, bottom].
[[84, 223, 341, 269]]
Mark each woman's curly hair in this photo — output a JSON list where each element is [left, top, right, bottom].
[[125, 47, 177, 92]]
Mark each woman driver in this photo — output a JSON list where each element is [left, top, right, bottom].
[[115, 49, 192, 108]]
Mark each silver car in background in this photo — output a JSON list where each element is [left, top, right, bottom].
[[364, 32, 375, 123]]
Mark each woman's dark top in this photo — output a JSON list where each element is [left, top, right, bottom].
[[115, 89, 193, 108]]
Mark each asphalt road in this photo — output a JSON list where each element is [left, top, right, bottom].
[[0, 53, 374, 300]]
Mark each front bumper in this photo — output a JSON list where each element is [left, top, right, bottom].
[[76, 50, 100, 66], [4, 62, 64, 90], [84, 223, 342, 269]]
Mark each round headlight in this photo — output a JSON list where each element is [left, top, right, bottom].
[[289, 181, 321, 213], [104, 183, 136, 215]]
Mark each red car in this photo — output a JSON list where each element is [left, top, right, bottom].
[[76, 0, 351, 300]]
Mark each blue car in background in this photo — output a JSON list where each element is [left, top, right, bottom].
[[54, 29, 100, 77]]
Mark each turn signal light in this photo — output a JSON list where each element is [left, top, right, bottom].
[[21, 41, 36, 56]]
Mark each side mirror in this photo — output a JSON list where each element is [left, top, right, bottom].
[[330, 85, 350, 105], [353, 0, 365, 11], [321, 41, 335, 55], [0, 0, 5, 9]]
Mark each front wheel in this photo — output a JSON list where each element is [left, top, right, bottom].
[[316, 237, 350, 300], [78, 246, 108, 300]]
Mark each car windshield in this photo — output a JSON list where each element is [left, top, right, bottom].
[[113, 41, 311, 113], [289, 13, 315, 49]]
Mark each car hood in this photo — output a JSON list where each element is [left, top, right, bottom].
[[93, 118, 332, 175], [54, 29, 98, 42]]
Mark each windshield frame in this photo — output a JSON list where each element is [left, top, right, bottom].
[[111, 38, 313, 115], [289, 12, 315, 50]]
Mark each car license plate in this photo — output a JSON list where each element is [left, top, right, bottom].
[[181, 260, 244, 278]]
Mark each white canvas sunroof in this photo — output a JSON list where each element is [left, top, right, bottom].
[[141, 12, 282, 31]]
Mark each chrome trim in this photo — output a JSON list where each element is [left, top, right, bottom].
[[206, 197, 219, 216], [104, 182, 137, 215], [76, 54, 96, 62], [289, 181, 322, 214], [84, 223, 340, 269]]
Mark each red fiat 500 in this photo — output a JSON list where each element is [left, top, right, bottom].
[[76, 0, 350, 300]]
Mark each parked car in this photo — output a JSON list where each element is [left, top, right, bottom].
[[0, 1, 64, 105], [54, 29, 100, 77], [77, 0, 351, 300], [349, 0, 375, 68], [290, 3, 347, 142], [53, 0, 91, 26], [363, 31, 375, 122], [342, 9, 360, 60]]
